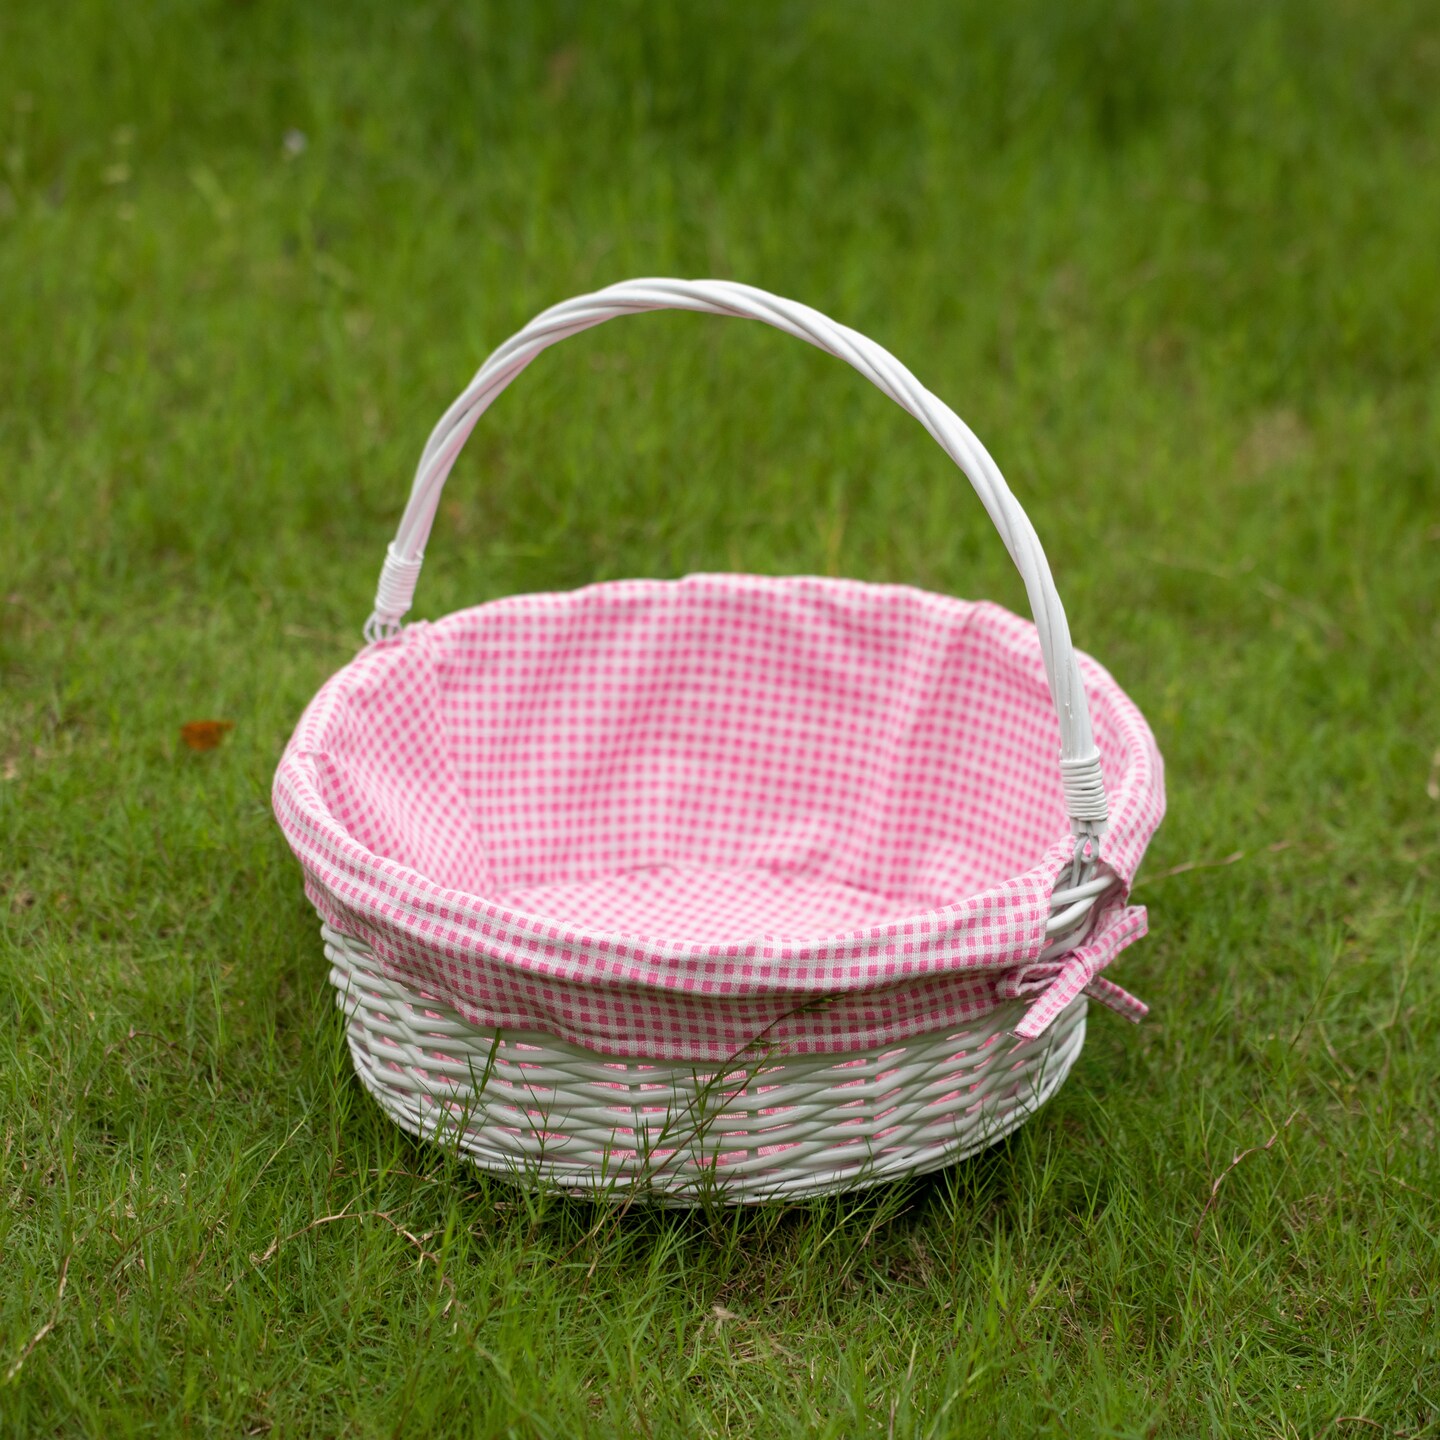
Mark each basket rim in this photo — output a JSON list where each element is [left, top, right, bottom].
[[274, 573, 1163, 1058], [276, 573, 1161, 959]]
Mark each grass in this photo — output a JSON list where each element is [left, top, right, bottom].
[[2, 0, 1438, 1433]]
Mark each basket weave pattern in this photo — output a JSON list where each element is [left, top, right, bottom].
[[326, 926, 1089, 1203]]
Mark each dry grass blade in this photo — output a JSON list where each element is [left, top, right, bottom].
[[1371, 1170, 1440, 1205], [241, 1206, 454, 1298], [1135, 839, 1293, 888], [1194, 1112, 1305, 1240], [3, 1247, 77, 1385], [104, 1027, 186, 1059]]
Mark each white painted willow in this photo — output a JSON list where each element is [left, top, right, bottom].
[[321, 279, 1118, 1203], [327, 927, 1090, 1205]]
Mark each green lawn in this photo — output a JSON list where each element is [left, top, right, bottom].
[[3, 2, 1439, 1434]]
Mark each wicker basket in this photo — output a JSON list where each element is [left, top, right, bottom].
[[274, 278, 1164, 1204]]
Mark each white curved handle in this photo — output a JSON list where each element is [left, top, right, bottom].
[[365, 278, 1108, 833]]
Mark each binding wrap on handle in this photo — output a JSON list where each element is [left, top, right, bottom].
[[363, 278, 1109, 839]]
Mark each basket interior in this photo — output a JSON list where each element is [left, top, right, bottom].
[[300, 575, 1134, 943]]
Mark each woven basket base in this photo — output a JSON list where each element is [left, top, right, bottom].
[[325, 925, 1087, 1205]]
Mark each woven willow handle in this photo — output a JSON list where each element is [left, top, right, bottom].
[[365, 278, 1108, 834]]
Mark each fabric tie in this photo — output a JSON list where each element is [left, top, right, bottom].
[[1001, 900, 1150, 1041]]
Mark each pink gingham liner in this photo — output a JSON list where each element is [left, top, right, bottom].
[[274, 575, 1164, 1062]]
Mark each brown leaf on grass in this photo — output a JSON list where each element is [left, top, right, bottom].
[[545, 45, 581, 101], [180, 720, 235, 752]]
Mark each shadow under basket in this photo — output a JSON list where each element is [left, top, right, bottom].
[[274, 278, 1165, 1205]]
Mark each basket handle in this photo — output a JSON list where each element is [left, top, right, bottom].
[[365, 278, 1108, 835]]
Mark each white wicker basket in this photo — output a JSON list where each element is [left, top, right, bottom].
[[274, 279, 1163, 1205]]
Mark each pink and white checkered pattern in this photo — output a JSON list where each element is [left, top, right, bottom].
[[274, 574, 1164, 1061]]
